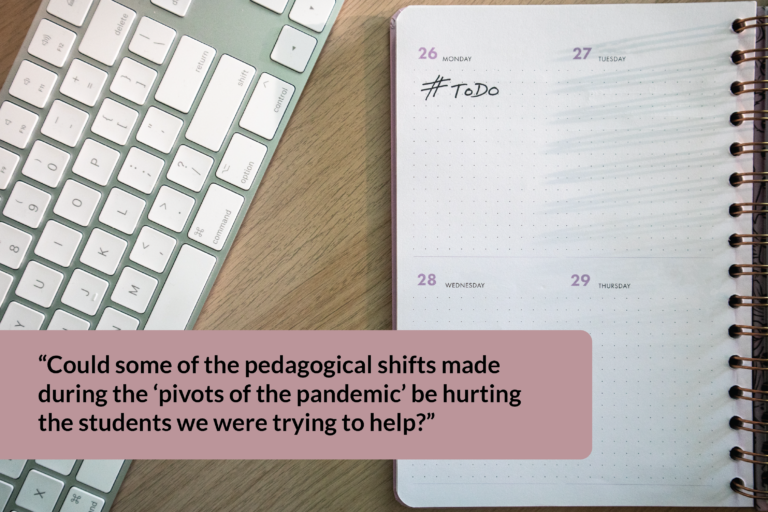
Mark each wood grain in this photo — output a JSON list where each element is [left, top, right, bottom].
[[0, 0, 750, 511]]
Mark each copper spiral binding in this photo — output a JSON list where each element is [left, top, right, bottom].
[[732, 447, 768, 465], [731, 111, 768, 126], [730, 234, 768, 247], [730, 142, 768, 156], [731, 385, 768, 402], [731, 478, 768, 499], [731, 355, 768, 367], [733, 16, 768, 33], [730, 264, 768, 276], [732, 49, 768, 65], [730, 295, 768, 307], [731, 416, 768, 433], [730, 203, 768, 216], [732, 81, 768, 95]]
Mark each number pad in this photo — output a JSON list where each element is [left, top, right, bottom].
[[99, 188, 146, 235], [54, 180, 102, 226], [80, 228, 128, 276], [0, 147, 21, 189], [91, 98, 139, 145], [9, 60, 58, 108], [3, 181, 51, 229], [0, 222, 33, 269], [15, 261, 64, 308], [28, 19, 77, 68], [110, 58, 158, 106], [21, 140, 71, 188], [167, 145, 213, 192], [35, 220, 83, 267], [60, 59, 109, 107], [41, 100, 89, 147], [0, 101, 39, 149]]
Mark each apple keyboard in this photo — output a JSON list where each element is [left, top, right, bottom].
[[0, 0, 343, 510], [0, 0, 343, 332]]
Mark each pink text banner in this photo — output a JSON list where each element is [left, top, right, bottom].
[[0, 330, 591, 460]]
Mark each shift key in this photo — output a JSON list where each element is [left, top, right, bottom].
[[155, 36, 216, 114], [188, 184, 244, 251]]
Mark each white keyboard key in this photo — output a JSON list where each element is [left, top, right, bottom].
[[54, 180, 101, 227], [252, 0, 290, 14], [47, 310, 90, 330], [41, 100, 89, 147], [60, 59, 109, 107], [188, 184, 244, 251], [61, 486, 105, 512], [241, 73, 295, 140], [9, 60, 58, 108], [0, 147, 20, 189], [0, 101, 39, 149], [91, 98, 139, 146], [0, 270, 12, 304], [35, 460, 77, 476], [16, 470, 64, 512], [72, 139, 120, 186], [110, 58, 158, 106], [148, 186, 194, 232], [130, 226, 176, 273], [22, 140, 71, 188], [99, 188, 145, 235], [215, 133, 267, 191], [155, 36, 215, 114], [117, 147, 164, 194], [35, 220, 82, 267], [145, 245, 215, 329], [186, 55, 255, 152], [16, 261, 63, 308], [28, 19, 76, 68], [0, 459, 26, 478], [47, 0, 95, 27], [129, 17, 176, 65], [76, 460, 124, 493], [271, 25, 317, 73], [136, 107, 183, 154], [61, 269, 108, 316], [96, 307, 139, 330], [289, 0, 335, 32], [0, 223, 33, 269], [80, 228, 127, 275], [167, 145, 212, 192], [112, 267, 158, 313], [151, 0, 192, 17], [4, 182, 51, 229], [78, 0, 136, 66], [0, 480, 11, 510], [0, 302, 45, 330]]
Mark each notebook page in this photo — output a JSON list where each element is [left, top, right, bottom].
[[393, 3, 756, 507]]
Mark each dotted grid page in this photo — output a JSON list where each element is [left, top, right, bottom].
[[393, 3, 757, 508]]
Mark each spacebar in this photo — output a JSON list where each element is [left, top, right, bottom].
[[145, 245, 217, 330]]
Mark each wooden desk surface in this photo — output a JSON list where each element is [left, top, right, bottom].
[[1, 0, 748, 511]]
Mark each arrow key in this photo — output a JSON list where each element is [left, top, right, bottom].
[[289, 0, 335, 33], [271, 25, 317, 73]]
